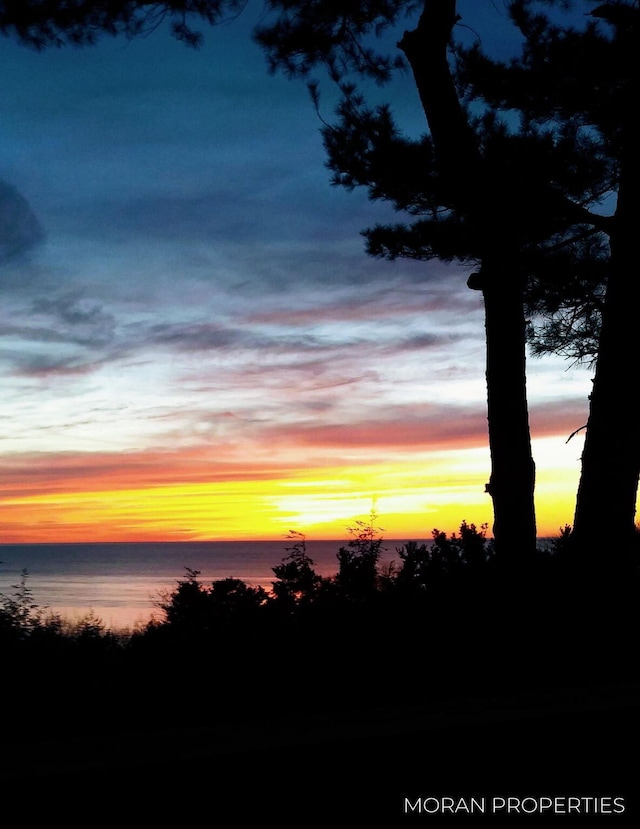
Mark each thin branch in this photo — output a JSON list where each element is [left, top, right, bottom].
[[566, 424, 588, 443]]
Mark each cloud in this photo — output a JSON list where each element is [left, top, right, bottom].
[[245, 395, 592, 458], [529, 397, 589, 441], [145, 320, 247, 351], [0, 394, 588, 498], [1, 348, 109, 379], [0, 289, 120, 379], [0, 446, 305, 498], [245, 274, 479, 324], [257, 403, 488, 453], [30, 292, 117, 346]]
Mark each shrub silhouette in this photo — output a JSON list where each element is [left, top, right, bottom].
[[156, 568, 268, 637], [0, 568, 44, 641], [335, 512, 385, 601], [394, 521, 494, 593], [271, 531, 325, 609]]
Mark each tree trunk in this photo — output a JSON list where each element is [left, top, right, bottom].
[[571, 66, 640, 568], [469, 266, 537, 562], [401, 0, 538, 560]]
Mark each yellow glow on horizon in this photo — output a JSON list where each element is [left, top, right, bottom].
[[0, 438, 597, 544]]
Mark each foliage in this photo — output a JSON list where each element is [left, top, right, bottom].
[[395, 520, 494, 591], [156, 567, 268, 635], [0, 1, 248, 49], [547, 522, 574, 556], [454, 0, 621, 365], [0, 568, 46, 638], [254, 1, 420, 83], [335, 511, 386, 599], [0, 567, 128, 649], [271, 531, 325, 607]]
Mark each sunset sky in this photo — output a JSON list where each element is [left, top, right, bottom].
[[0, 2, 601, 543]]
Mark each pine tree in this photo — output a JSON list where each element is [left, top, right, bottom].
[[462, 0, 639, 567], [256, 1, 615, 565]]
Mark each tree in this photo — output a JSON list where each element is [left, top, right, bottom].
[[0, 568, 43, 639], [255, 0, 542, 563], [395, 520, 493, 591], [157, 567, 267, 634], [554, 1, 639, 565], [156, 567, 213, 632], [335, 511, 385, 599], [462, 0, 640, 566], [271, 531, 324, 607], [255, 0, 617, 566]]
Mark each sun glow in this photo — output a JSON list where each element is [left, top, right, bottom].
[[1, 437, 584, 544]]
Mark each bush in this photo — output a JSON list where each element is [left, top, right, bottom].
[[0, 569, 45, 640]]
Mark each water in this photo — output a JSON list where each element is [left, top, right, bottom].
[[0, 540, 405, 630]]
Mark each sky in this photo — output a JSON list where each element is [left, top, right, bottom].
[[0, 1, 601, 543]]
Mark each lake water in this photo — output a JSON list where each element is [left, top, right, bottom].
[[0, 540, 407, 630]]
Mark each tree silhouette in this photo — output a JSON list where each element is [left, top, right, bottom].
[[156, 567, 267, 636], [255, 1, 618, 566], [395, 520, 493, 591], [253, 1, 542, 563], [271, 531, 324, 607], [463, 0, 640, 567], [335, 511, 385, 599]]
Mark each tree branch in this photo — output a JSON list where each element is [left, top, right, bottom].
[[397, 0, 482, 208]]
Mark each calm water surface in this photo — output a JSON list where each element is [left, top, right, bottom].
[[0, 540, 406, 630]]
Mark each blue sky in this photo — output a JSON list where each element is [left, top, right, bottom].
[[0, 1, 595, 541]]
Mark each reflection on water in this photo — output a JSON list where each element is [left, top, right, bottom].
[[0, 540, 406, 630]]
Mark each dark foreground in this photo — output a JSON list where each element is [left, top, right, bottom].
[[3, 537, 640, 824], [4, 680, 640, 825]]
